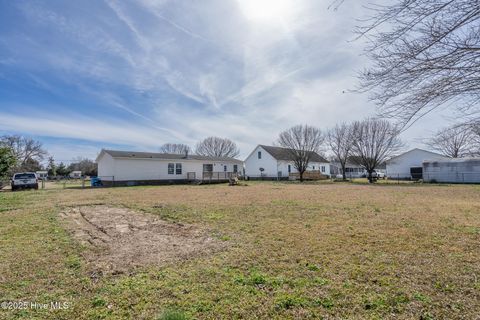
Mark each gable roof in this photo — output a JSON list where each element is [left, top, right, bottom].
[[259, 145, 329, 163], [386, 148, 446, 163], [330, 156, 386, 169], [97, 149, 242, 163]]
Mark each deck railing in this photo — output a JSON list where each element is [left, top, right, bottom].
[[202, 172, 238, 181]]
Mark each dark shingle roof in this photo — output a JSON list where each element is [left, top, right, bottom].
[[259, 145, 329, 163], [102, 149, 242, 163]]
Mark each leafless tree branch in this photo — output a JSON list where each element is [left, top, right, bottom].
[[277, 124, 324, 182], [357, 0, 480, 127], [350, 118, 403, 182], [159, 143, 191, 155], [327, 123, 354, 180], [426, 124, 475, 157], [195, 137, 240, 158]]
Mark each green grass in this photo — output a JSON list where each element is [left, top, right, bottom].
[[1, 182, 479, 319]]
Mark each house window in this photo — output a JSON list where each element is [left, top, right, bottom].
[[233, 164, 238, 173], [321, 166, 325, 173], [224, 165, 227, 172], [258, 151, 262, 159], [203, 164, 213, 172], [168, 163, 174, 174], [288, 165, 291, 173], [175, 163, 182, 175]]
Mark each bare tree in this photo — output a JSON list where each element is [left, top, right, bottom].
[[67, 157, 98, 176], [472, 122, 480, 155], [159, 143, 191, 155], [327, 123, 354, 180], [426, 125, 474, 158], [358, 0, 480, 127], [0, 135, 47, 170], [277, 124, 324, 182], [351, 119, 403, 182], [195, 137, 240, 158]]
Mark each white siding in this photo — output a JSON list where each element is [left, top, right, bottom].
[[423, 159, 480, 183], [244, 146, 331, 178], [97, 152, 115, 178], [244, 146, 279, 178], [277, 161, 330, 177], [98, 155, 240, 181], [386, 149, 447, 179]]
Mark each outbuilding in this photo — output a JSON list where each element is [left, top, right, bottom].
[[423, 158, 480, 183], [96, 149, 243, 186], [386, 148, 448, 179]]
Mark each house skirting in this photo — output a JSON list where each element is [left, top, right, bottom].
[[245, 176, 289, 181], [101, 179, 232, 187]]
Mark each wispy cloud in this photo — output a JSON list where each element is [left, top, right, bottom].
[[0, 0, 452, 159]]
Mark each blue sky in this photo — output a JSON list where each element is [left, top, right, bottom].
[[0, 0, 451, 162]]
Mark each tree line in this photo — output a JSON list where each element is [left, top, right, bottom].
[[0, 135, 97, 179], [159, 136, 240, 158], [1, 118, 479, 182]]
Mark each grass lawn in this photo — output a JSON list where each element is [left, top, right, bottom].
[[0, 181, 479, 319]]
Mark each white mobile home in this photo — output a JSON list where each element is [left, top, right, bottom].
[[386, 148, 447, 179], [36, 171, 48, 180], [244, 145, 330, 179], [96, 149, 243, 186], [69, 171, 82, 179], [423, 158, 480, 183]]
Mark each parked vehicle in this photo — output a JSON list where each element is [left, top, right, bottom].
[[11, 172, 38, 191], [372, 170, 386, 179]]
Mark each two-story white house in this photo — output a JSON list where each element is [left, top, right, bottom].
[[244, 145, 330, 180]]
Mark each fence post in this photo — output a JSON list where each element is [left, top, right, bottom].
[[82, 178, 85, 189], [112, 176, 115, 187]]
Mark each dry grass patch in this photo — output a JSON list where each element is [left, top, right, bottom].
[[61, 205, 223, 273], [0, 182, 479, 319]]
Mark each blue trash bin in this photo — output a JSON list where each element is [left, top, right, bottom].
[[90, 177, 102, 187]]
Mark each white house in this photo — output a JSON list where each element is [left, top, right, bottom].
[[96, 149, 243, 186], [330, 156, 386, 178], [244, 145, 330, 179], [423, 158, 480, 183], [69, 171, 82, 179], [36, 171, 48, 180], [386, 148, 448, 179]]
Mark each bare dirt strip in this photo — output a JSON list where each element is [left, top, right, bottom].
[[61, 206, 222, 273]]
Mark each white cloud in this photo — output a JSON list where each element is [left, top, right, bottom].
[[0, 112, 170, 148], [0, 0, 453, 160]]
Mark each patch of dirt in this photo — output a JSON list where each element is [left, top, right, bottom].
[[60, 206, 222, 272]]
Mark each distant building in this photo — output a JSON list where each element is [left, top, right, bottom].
[[423, 158, 480, 183], [36, 171, 48, 180], [244, 145, 330, 180], [386, 148, 448, 179], [69, 171, 82, 179], [330, 156, 385, 179]]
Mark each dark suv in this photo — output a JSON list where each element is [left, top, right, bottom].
[[11, 172, 38, 191]]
